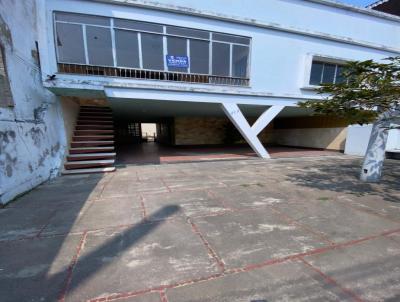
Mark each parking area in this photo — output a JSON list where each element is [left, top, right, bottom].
[[1, 155, 400, 302]]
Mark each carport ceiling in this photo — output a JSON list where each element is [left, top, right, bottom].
[[108, 99, 313, 121]]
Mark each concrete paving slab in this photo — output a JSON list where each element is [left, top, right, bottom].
[[143, 190, 226, 220], [101, 178, 169, 197], [42, 196, 143, 235], [166, 260, 351, 302], [0, 234, 81, 302], [161, 176, 226, 192], [271, 198, 400, 243], [209, 186, 287, 210], [192, 210, 326, 269], [65, 218, 219, 301], [304, 237, 400, 301], [114, 293, 161, 302], [0, 206, 55, 240]]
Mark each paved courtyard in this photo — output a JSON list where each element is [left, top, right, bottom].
[[1, 155, 400, 302]]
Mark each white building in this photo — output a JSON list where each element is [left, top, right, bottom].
[[1, 0, 400, 204]]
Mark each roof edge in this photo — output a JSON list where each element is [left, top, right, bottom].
[[304, 0, 400, 22]]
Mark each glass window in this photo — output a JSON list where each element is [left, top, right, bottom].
[[115, 30, 140, 68], [56, 23, 86, 64], [114, 19, 163, 33], [212, 42, 230, 77], [141, 33, 164, 70], [166, 26, 209, 39], [335, 65, 346, 83], [309, 61, 324, 85], [322, 63, 336, 84], [167, 36, 187, 72], [190, 40, 209, 74], [212, 33, 250, 45], [55, 12, 109, 26], [86, 26, 113, 66], [232, 45, 249, 78]]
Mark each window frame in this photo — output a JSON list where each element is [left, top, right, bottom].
[[53, 11, 251, 80], [301, 54, 351, 90]]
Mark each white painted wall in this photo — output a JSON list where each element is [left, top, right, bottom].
[[345, 125, 400, 156], [0, 0, 68, 204], [39, 0, 400, 106]]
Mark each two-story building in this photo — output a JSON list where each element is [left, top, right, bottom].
[[2, 0, 400, 204]]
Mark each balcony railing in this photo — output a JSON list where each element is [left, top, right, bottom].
[[57, 63, 250, 87]]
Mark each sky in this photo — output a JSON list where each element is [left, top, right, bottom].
[[335, 0, 377, 7]]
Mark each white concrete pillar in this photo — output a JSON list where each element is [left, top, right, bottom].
[[221, 103, 284, 159]]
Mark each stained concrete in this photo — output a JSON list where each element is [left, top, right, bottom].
[[1, 156, 400, 301]]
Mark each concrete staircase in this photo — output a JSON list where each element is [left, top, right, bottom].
[[62, 106, 116, 175]]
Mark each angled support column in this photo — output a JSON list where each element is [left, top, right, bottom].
[[221, 103, 284, 159]]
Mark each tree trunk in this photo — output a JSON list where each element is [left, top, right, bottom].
[[360, 120, 389, 182]]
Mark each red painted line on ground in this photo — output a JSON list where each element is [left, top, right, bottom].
[[87, 226, 400, 302], [188, 218, 226, 272], [139, 194, 147, 220], [299, 258, 366, 302], [160, 177, 172, 193], [99, 173, 116, 199], [58, 231, 88, 302], [88, 274, 223, 302], [160, 290, 169, 302], [207, 189, 232, 210], [269, 206, 335, 246], [331, 198, 400, 224]]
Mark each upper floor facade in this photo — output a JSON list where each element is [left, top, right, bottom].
[[37, 0, 400, 106]]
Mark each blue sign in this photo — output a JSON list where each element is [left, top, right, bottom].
[[166, 55, 189, 68]]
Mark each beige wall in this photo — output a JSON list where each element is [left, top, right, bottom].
[[60, 96, 80, 147], [271, 127, 347, 150], [172, 116, 347, 150]]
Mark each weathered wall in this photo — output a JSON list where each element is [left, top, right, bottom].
[[174, 117, 228, 145], [0, 0, 68, 204], [60, 97, 80, 147]]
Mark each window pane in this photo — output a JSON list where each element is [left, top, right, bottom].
[[212, 33, 250, 45], [86, 26, 113, 66], [190, 39, 209, 74], [56, 23, 86, 64], [335, 65, 346, 83], [166, 26, 209, 39], [212, 42, 230, 76], [309, 61, 323, 85], [322, 63, 336, 84], [167, 36, 187, 72], [232, 45, 249, 78], [141, 33, 164, 70], [114, 19, 163, 33], [115, 30, 139, 68], [55, 12, 109, 26]]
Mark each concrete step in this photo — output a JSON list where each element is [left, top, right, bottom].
[[78, 115, 113, 120], [67, 152, 116, 161], [69, 146, 115, 154], [77, 120, 114, 125], [71, 140, 114, 148], [386, 150, 400, 160], [80, 106, 111, 111], [64, 159, 115, 170], [74, 129, 114, 135], [75, 125, 114, 130], [62, 167, 116, 175], [73, 135, 114, 141]]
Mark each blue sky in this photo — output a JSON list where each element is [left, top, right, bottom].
[[336, 0, 376, 7]]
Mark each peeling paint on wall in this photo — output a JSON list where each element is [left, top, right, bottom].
[[0, 0, 68, 204]]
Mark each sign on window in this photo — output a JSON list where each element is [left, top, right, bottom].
[[166, 55, 189, 68]]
